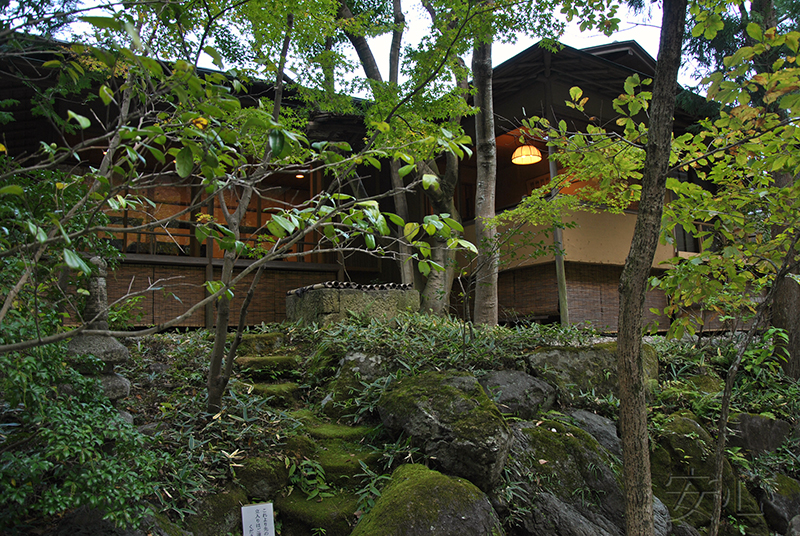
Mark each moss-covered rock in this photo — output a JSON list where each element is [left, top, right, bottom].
[[510, 419, 626, 528], [478, 369, 556, 420], [760, 473, 800, 534], [289, 409, 378, 442], [527, 342, 658, 405], [316, 438, 382, 485], [250, 382, 300, 407], [236, 332, 285, 355], [686, 373, 723, 394], [235, 355, 300, 380], [283, 434, 320, 459], [237, 456, 290, 500], [650, 413, 769, 536], [351, 464, 503, 536], [378, 371, 511, 491], [274, 490, 358, 536], [186, 485, 248, 536]]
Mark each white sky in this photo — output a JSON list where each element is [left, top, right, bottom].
[[358, 3, 702, 90]]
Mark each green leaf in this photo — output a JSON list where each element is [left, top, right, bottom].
[[99, 84, 115, 105], [124, 22, 142, 51], [443, 217, 463, 232], [398, 164, 416, 178], [146, 145, 166, 164], [25, 221, 47, 243], [175, 147, 193, 178], [79, 16, 122, 30], [569, 87, 583, 101], [746, 22, 763, 42], [203, 46, 225, 69], [385, 212, 405, 226], [0, 185, 24, 196], [365, 234, 376, 249], [458, 239, 478, 254], [42, 60, 62, 69], [242, 115, 269, 131], [267, 220, 286, 238], [67, 110, 90, 129], [786, 31, 800, 52], [272, 214, 296, 234], [404, 223, 419, 241], [64, 249, 91, 273], [269, 130, 286, 158], [418, 260, 431, 276], [422, 174, 439, 191], [195, 225, 211, 243]]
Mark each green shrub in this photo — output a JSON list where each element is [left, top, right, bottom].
[[0, 343, 166, 532]]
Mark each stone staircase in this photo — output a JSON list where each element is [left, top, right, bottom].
[[234, 333, 302, 409], [224, 334, 383, 536]]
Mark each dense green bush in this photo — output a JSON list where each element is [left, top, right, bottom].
[[0, 344, 166, 532]]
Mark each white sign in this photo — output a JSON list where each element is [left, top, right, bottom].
[[241, 502, 275, 536]]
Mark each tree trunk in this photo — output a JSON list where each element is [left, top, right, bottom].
[[417, 154, 461, 314], [472, 39, 498, 326], [617, 0, 686, 534], [207, 17, 290, 412], [771, 170, 800, 378], [773, 275, 800, 378], [390, 160, 415, 285]]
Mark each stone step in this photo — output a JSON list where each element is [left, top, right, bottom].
[[234, 332, 285, 355], [249, 382, 301, 408], [290, 409, 378, 442], [274, 489, 358, 536], [234, 354, 300, 381], [316, 438, 382, 486]]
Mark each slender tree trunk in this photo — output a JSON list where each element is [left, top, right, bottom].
[[390, 160, 415, 285], [386, 0, 414, 285], [472, 39, 498, 326], [271, 13, 294, 121], [207, 16, 293, 413], [617, 0, 686, 534], [771, 171, 800, 378], [417, 154, 461, 314]]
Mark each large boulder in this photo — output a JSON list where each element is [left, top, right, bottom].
[[377, 371, 512, 491], [351, 464, 503, 536], [564, 408, 622, 458], [501, 419, 671, 536], [237, 457, 290, 500], [185, 485, 248, 536], [728, 412, 792, 455], [527, 342, 658, 405], [788, 515, 800, 536], [759, 474, 800, 535], [478, 369, 556, 420], [650, 413, 769, 536], [287, 288, 420, 326]]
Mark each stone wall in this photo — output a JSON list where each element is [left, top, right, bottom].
[[286, 288, 420, 326]]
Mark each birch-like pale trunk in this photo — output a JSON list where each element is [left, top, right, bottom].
[[472, 39, 498, 326]]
